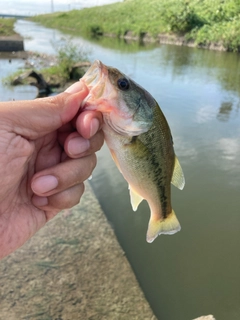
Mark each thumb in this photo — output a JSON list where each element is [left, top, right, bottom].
[[0, 81, 88, 140]]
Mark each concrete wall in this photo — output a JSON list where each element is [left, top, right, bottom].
[[0, 36, 24, 52]]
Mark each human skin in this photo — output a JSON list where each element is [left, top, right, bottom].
[[0, 81, 104, 259]]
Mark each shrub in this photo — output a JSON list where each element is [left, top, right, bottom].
[[46, 39, 89, 82], [90, 25, 104, 36], [163, 1, 205, 34]]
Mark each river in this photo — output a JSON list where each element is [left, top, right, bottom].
[[1, 20, 240, 320]]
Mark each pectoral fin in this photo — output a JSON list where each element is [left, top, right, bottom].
[[146, 209, 181, 243], [171, 156, 185, 190], [129, 185, 144, 211], [109, 148, 122, 174]]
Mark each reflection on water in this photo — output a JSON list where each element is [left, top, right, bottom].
[[217, 101, 239, 122], [2, 20, 240, 320], [81, 33, 158, 53], [160, 44, 240, 96], [218, 137, 239, 161]]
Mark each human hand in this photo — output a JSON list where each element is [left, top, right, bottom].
[[0, 81, 103, 259]]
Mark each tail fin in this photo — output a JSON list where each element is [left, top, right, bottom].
[[146, 209, 181, 243]]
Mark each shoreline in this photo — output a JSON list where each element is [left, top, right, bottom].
[[107, 31, 227, 52], [0, 31, 228, 57]]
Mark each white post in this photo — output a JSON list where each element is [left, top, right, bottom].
[[51, 0, 54, 13]]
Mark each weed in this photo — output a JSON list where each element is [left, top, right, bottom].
[[40, 38, 89, 85]]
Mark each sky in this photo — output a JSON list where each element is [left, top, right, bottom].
[[0, 0, 122, 16]]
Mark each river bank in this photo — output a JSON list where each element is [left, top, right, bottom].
[[0, 18, 24, 52], [30, 0, 240, 53], [106, 31, 226, 52]]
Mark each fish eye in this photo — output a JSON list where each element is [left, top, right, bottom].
[[117, 78, 130, 90]]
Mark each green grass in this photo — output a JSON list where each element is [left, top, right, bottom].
[[30, 1, 165, 37], [0, 18, 17, 36], [30, 0, 240, 51]]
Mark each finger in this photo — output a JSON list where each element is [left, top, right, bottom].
[[31, 154, 97, 197], [76, 110, 103, 139], [65, 81, 86, 94], [64, 130, 104, 158], [0, 82, 89, 140], [58, 111, 103, 147], [32, 183, 85, 217]]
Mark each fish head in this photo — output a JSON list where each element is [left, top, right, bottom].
[[81, 60, 156, 136]]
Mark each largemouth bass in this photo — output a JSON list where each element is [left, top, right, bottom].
[[81, 60, 185, 243]]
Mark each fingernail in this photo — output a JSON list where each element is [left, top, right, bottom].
[[90, 118, 100, 137], [32, 175, 58, 194], [65, 81, 82, 93], [68, 137, 90, 155]]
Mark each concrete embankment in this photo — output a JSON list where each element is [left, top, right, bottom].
[[0, 183, 217, 319], [0, 182, 157, 320], [0, 35, 24, 52]]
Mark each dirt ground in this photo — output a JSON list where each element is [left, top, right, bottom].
[[0, 183, 157, 320]]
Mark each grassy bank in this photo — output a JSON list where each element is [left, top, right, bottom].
[[30, 0, 240, 52], [0, 18, 17, 36]]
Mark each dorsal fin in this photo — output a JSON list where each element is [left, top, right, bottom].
[[171, 156, 185, 190]]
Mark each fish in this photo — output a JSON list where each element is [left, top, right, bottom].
[[80, 60, 185, 243]]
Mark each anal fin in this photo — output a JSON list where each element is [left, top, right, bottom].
[[129, 185, 143, 211], [146, 209, 181, 243]]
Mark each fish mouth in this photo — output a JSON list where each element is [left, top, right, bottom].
[[82, 60, 108, 88], [81, 59, 110, 110], [81, 60, 153, 136]]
